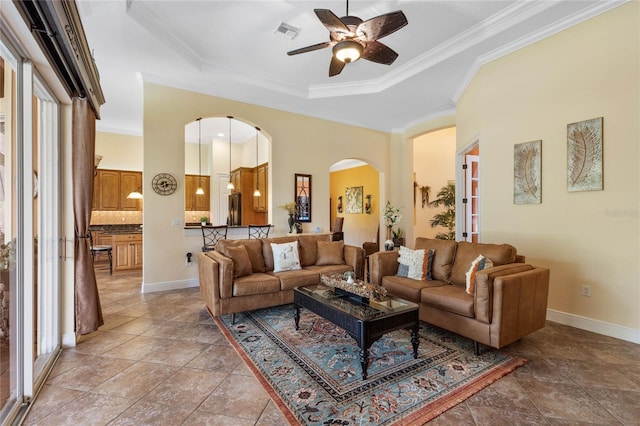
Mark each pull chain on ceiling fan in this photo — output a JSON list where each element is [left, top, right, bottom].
[[287, 0, 408, 77]]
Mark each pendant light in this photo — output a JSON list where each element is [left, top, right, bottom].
[[226, 116, 235, 190], [253, 126, 261, 197], [195, 117, 205, 195]]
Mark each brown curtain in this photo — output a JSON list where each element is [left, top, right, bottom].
[[72, 97, 103, 335]]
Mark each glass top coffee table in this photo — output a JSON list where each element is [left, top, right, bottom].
[[293, 283, 420, 380]]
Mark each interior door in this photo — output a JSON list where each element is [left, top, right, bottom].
[[464, 154, 479, 242]]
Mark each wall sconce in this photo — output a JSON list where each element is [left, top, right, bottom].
[[365, 194, 371, 214], [337, 196, 343, 213]]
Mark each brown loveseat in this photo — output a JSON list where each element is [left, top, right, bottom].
[[370, 238, 549, 354], [199, 234, 365, 322]]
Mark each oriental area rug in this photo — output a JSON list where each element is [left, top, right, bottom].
[[213, 304, 525, 425]]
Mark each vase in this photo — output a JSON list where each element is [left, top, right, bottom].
[[288, 214, 295, 232], [386, 226, 393, 241], [384, 240, 395, 251]]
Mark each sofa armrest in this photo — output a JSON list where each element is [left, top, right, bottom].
[[344, 245, 366, 280], [369, 251, 400, 285], [198, 253, 219, 316], [474, 263, 534, 324], [490, 266, 550, 347], [206, 250, 235, 299]]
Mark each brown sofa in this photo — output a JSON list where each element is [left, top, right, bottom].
[[370, 238, 549, 354], [199, 234, 365, 321]]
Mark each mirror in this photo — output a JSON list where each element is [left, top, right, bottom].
[[295, 174, 311, 222]]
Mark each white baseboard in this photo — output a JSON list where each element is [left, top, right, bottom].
[[62, 332, 76, 348], [546, 309, 640, 344], [141, 278, 199, 293]]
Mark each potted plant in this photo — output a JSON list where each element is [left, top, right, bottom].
[[392, 228, 405, 247], [279, 202, 298, 232], [200, 216, 208, 226], [383, 201, 402, 250], [342, 270, 355, 284], [428, 183, 456, 240]]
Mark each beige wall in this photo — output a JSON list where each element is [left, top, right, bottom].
[[456, 3, 639, 333], [142, 83, 390, 287], [95, 132, 142, 171], [413, 126, 456, 238]]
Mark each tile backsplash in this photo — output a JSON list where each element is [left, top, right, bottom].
[[184, 211, 211, 224], [91, 211, 142, 225]]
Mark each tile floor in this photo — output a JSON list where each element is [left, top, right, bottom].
[[23, 267, 640, 425]]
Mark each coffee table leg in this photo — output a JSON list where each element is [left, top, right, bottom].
[[411, 326, 419, 359], [294, 306, 300, 330], [359, 348, 369, 380]]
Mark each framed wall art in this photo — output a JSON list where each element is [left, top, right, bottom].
[[295, 174, 311, 222], [567, 117, 603, 192], [514, 140, 542, 204], [345, 186, 363, 214]]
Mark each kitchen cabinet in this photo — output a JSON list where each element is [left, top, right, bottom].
[[253, 162, 268, 212], [120, 171, 142, 211], [184, 174, 210, 211], [94, 169, 142, 211], [113, 234, 142, 271]]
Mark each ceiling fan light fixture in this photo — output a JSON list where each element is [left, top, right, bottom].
[[333, 40, 363, 63]]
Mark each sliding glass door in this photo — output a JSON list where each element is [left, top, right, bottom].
[[0, 36, 62, 425]]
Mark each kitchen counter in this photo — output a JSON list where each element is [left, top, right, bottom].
[[90, 224, 143, 235]]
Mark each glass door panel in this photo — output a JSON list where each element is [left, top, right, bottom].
[[0, 46, 20, 423]]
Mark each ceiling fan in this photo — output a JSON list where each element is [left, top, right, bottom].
[[287, 1, 408, 77]]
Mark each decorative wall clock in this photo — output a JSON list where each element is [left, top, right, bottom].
[[151, 173, 177, 195]]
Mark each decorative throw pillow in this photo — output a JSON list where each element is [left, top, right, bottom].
[[465, 255, 494, 295], [226, 245, 253, 278], [396, 263, 410, 277], [397, 246, 427, 280], [316, 240, 345, 266], [271, 241, 302, 273]]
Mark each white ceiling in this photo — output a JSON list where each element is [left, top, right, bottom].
[[77, 0, 624, 141]]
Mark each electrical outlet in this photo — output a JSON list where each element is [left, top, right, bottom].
[[581, 285, 591, 297]]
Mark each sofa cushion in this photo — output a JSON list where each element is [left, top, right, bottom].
[[217, 239, 266, 273], [298, 234, 331, 266], [421, 284, 474, 318], [465, 255, 493, 295], [414, 238, 457, 282], [263, 236, 298, 271], [305, 264, 352, 277], [382, 275, 447, 303], [270, 269, 320, 291], [226, 245, 253, 278], [271, 242, 302, 273], [450, 242, 516, 286], [316, 240, 345, 266], [232, 273, 281, 297]]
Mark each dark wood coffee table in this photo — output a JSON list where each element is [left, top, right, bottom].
[[294, 284, 419, 380]]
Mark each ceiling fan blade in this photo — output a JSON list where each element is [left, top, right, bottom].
[[358, 11, 408, 41], [329, 56, 346, 77], [287, 41, 332, 56], [314, 9, 352, 35], [361, 41, 399, 65]]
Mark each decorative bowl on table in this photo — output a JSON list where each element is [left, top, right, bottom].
[[320, 273, 388, 302]]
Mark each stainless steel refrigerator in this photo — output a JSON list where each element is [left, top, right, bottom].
[[228, 193, 241, 226]]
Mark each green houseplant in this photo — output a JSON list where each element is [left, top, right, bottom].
[[428, 183, 456, 240], [200, 216, 208, 225]]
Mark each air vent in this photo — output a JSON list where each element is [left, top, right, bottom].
[[274, 22, 300, 39]]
